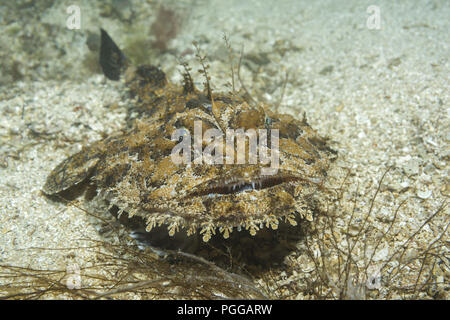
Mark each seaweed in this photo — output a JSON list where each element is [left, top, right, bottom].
[[286, 168, 448, 299], [0, 197, 267, 300], [1, 167, 446, 299]]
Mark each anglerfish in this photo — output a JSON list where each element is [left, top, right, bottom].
[[43, 29, 337, 243]]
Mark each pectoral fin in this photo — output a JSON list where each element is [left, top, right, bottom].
[[43, 146, 101, 195]]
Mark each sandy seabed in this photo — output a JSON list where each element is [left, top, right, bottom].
[[0, 0, 448, 299]]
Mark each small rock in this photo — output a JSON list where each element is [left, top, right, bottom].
[[319, 65, 333, 75], [373, 246, 389, 262], [403, 158, 420, 175]]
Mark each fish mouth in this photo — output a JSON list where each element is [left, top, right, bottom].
[[189, 173, 321, 197]]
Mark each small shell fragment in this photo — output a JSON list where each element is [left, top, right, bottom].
[[417, 189, 432, 199]]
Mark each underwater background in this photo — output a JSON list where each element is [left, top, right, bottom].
[[0, 0, 448, 299]]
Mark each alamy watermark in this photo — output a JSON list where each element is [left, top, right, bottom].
[[366, 5, 381, 30], [366, 266, 382, 290], [65, 263, 81, 289], [171, 121, 279, 175], [66, 5, 81, 30]]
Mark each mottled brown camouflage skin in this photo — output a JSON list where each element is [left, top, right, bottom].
[[43, 61, 336, 242]]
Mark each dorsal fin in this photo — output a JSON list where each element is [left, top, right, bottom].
[[99, 28, 127, 81], [193, 41, 213, 100], [179, 60, 196, 94]]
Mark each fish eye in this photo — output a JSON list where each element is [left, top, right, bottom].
[[202, 103, 212, 112], [186, 97, 212, 113]]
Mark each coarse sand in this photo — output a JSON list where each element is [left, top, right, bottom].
[[0, 0, 448, 299]]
